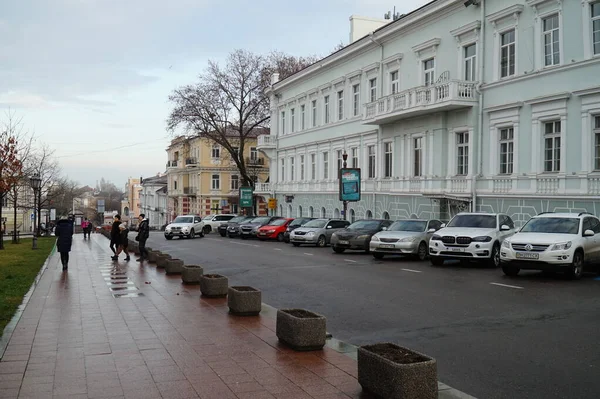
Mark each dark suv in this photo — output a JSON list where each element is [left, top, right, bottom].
[[223, 216, 255, 238], [331, 219, 394, 253], [283, 217, 315, 243]]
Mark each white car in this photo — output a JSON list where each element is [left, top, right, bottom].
[[201, 214, 237, 234], [429, 212, 516, 267], [500, 212, 600, 279], [164, 215, 205, 240]]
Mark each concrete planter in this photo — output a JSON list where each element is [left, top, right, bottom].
[[182, 265, 203, 284], [165, 259, 184, 275], [199, 274, 228, 298], [227, 286, 262, 316], [276, 309, 326, 351], [358, 343, 437, 399], [156, 254, 172, 269]]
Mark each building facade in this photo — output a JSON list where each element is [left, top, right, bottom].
[[166, 133, 270, 217], [139, 174, 168, 229], [257, 0, 600, 226], [120, 178, 142, 227]]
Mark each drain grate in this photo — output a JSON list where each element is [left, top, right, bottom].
[[112, 292, 144, 298]]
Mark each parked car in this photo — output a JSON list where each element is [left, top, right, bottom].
[[239, 216, 283, 239], [226, 216, 256, 238], [429, 212, 516, 267], [283, 217, 315, 243], [290, 219, 350, 247], [257, 218, 294, 241], [331, 219, 393, 253], [220, 216, 254, 237], [500, 212, 600, 279], [202, 214, 237, 234], [370, 219, 443, 260], [164, 215, 205, 240]]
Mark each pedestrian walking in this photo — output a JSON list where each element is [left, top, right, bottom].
[[110, 215, 121, 260], [116, 223, 130, 261], [82, 218, 91, 239], [55, 216, 74, 271], [136, 214, 150, 262]]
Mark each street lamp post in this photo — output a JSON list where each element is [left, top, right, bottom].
[[29, 174, 41, 250], [342, 151, 348, 221]]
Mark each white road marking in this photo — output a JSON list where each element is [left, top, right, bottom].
[[229, 241, 260, 248], [274, 248, 282, 251], [303, 252, 313, 256], [401, 268, 422, 273], [344, 259, 357, 263], [490, 282, 524, 290]]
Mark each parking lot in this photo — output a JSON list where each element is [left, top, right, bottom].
[[143, 229, 600, 399]]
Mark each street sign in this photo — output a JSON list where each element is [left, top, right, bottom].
[[31, 213, 35, 220], [268, 198, 277, 209], [50, 208, 56, 221], [97, 199, 105, 214], [239, 187, 254, 208], [339, 168, 361, 202]]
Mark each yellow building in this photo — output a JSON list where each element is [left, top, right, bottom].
[[121, 178, 142, 226], [165, 132, 270, 218]]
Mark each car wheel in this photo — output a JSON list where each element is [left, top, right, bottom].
[[487, 243, 501, 267], [502, 265, 520, 277], [277, 233, 284, 242], [284, 237, 290, 243], [203, 225, 211, 234], [292, 243, 300, 247], [199, 231, 204, 238], [430, 256, 444, 266], [566, 250, 584, 280], [333, 246, 345, 254], [220, 232, 226, 237], [372, 253, 384, 260], [416, 242, 428, 261], [190, 229, 195, 239], [165, 236, 173, 240], [316, 235, 326, 247]]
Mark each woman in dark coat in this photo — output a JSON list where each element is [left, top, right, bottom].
[[55, 217, 74, 271]]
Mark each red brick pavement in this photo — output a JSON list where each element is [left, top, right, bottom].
[[0, 234, 374, 399]]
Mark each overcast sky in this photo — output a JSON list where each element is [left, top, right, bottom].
[[0, 0, 430, 189]]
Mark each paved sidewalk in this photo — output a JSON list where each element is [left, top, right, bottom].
[[0, 234, 474, 399]]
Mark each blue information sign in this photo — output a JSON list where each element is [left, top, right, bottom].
[[339, 168, 361, 202]]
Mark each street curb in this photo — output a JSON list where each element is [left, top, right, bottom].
[[259, 303, 477, 399]]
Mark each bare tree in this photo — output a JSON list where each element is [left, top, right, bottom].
[[27, 144, 62, 235]]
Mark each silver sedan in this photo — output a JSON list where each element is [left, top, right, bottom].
[[370, 219, 443, 260]]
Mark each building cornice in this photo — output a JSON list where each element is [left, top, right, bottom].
[[382, 53, 404, 67], [487, 5, 524, 24], [572, 86, 600, 97], [525, 92, 571, 105], [412, 38, 441, 55], [450, 20, 481, 38], [484, 101, 524, 113]]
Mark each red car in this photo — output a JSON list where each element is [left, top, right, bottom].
[[257, 218, 294, 241]]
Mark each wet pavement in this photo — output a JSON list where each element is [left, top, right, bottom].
[[0, 234, 376, 399]]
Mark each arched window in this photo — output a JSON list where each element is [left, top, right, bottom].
[[365, 210, 373, 219], [279, 204, 283, 216], [382, 211, 390, 220], [321, 207, 326, 218], [333, 208, 340, 219], [297, 206, 303, 217], [287, 204, 293, 218], [308, 206, 314, 218], [350, 209, 356, 223], [124, 207, 130, 217]]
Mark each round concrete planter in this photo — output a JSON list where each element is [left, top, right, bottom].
[[156, 254, 172, 268], [358, 343, 437, 399], [276, 309, 326, 351], [227, 286, 262, 316], [147, 250, 161, 263], [182, 265, 203, 284], [199, 274, 228, 298], [165, 259, 184, 275]]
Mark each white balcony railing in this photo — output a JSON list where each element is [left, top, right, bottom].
[[254, 183, 271, 193], [257, 135, 276, 148], [364, 80, 477, 122]]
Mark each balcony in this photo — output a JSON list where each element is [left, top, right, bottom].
[[254, 183, 272, 194], [183, 187, 197, 196], [246, 157, 265, 166], [166, 160, 178, 169], [363, 80, 477, 125], [185, 157, 198, 167], [257, 135, 276, 150]]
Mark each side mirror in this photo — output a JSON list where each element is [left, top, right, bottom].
[[326, 225, 332, 229], [427, 228, 436, 233], [583, 229, 595, 237], [381, 227, 388, 231], [500, 225, 511, 231]]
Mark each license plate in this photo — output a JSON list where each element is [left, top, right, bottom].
[[339, 240, 349, 245], [379, 244, 395, 249], [516, 252, 539, 260], [451, 248, 465, 252]]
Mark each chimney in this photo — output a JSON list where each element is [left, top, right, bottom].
[[271, 73, 280, 85]]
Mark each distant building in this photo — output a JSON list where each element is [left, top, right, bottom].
[[139, 174, 168, 229], [121, 178, 142, 227]]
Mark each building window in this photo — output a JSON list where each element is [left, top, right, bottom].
[[311, 100, 317, 127], [232, 147, 239, 157], [231, 175, 239, 190], [464, 44, 476, 81], [211, 144, 220, 158], [280, 158, 285, 182], [323, 152, 329, 179], [368, 145, 376, 179], [594, 116, 600, 170], [352, 84, 360, 116], [593, 2, 600, 55], [301, 104, 306, 130], [211, 174, 220, 190], [414, 137, 423, 177], [500, 29, 516, 78], [369, 78, 377, 102], [250, 147, 258, 161], [281, 111, 286, 135], [337, 90, 344, 121], [423, 58, 435, 86], [384, 142, 393, 178], [544, 121, 561, 172], [290, 108, 295, 133], [310, 153, 316, 180], [456, 132, 469, 176], [351, 147, 358, 168], [324, 96, 330, 123], [231, 203, 239, 214], [290, 157, 295, 181], [543, 14, 560, 66], [390, 70, 399, 94], [300, 155, 305, 180], [499, 127, 514, 175]]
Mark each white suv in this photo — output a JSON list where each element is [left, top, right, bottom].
[[429, 213, 516, 267], [500, 212, 600, 279], [201, 214, 237, 234], [164, 215, 205, 240]]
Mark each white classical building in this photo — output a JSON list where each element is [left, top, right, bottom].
[[139, 175, 168, 229], [256, 0, 600, 225]]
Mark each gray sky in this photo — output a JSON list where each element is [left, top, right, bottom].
[[0, 0, 430, 189]]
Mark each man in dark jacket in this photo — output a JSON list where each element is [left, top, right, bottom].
[[136, 214, 150, 262], [110, 214, 121, 260], [55, 217, 74, 271]]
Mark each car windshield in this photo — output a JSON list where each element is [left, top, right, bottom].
[[348, 220, 381, 230], [389, 221, 427, 232], [173, 217, 193, 224], [229, 216, 247, 223], [303, 219, 327, 228], [250, 217, 271, 224], [268, 219, 288, 226], [520, 217, 580, 234], [289, 219, 306, 227], [202, 216, 213, 221], [447, 215, 496, 228]]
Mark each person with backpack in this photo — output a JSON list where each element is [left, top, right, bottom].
[[110, 215, 121, 260], [55, 216, 74, 271], [136, 214, 150, 262], [116, 223, 130, 261]]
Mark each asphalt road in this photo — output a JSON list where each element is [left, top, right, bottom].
[[145, 231, 600, 399]]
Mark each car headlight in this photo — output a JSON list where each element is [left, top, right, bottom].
[[357, 235, 371, 240], [551, 241, 572, 251], [502, 240, 511, 249], [431, 234, 441, 241], [266, 230, 275, 234], [472, 236, 492, 242], [371, 235, 380, 242], [306, 232, 315, 237], [286, 228, 291, 232], [400, 237, 418, 243]]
